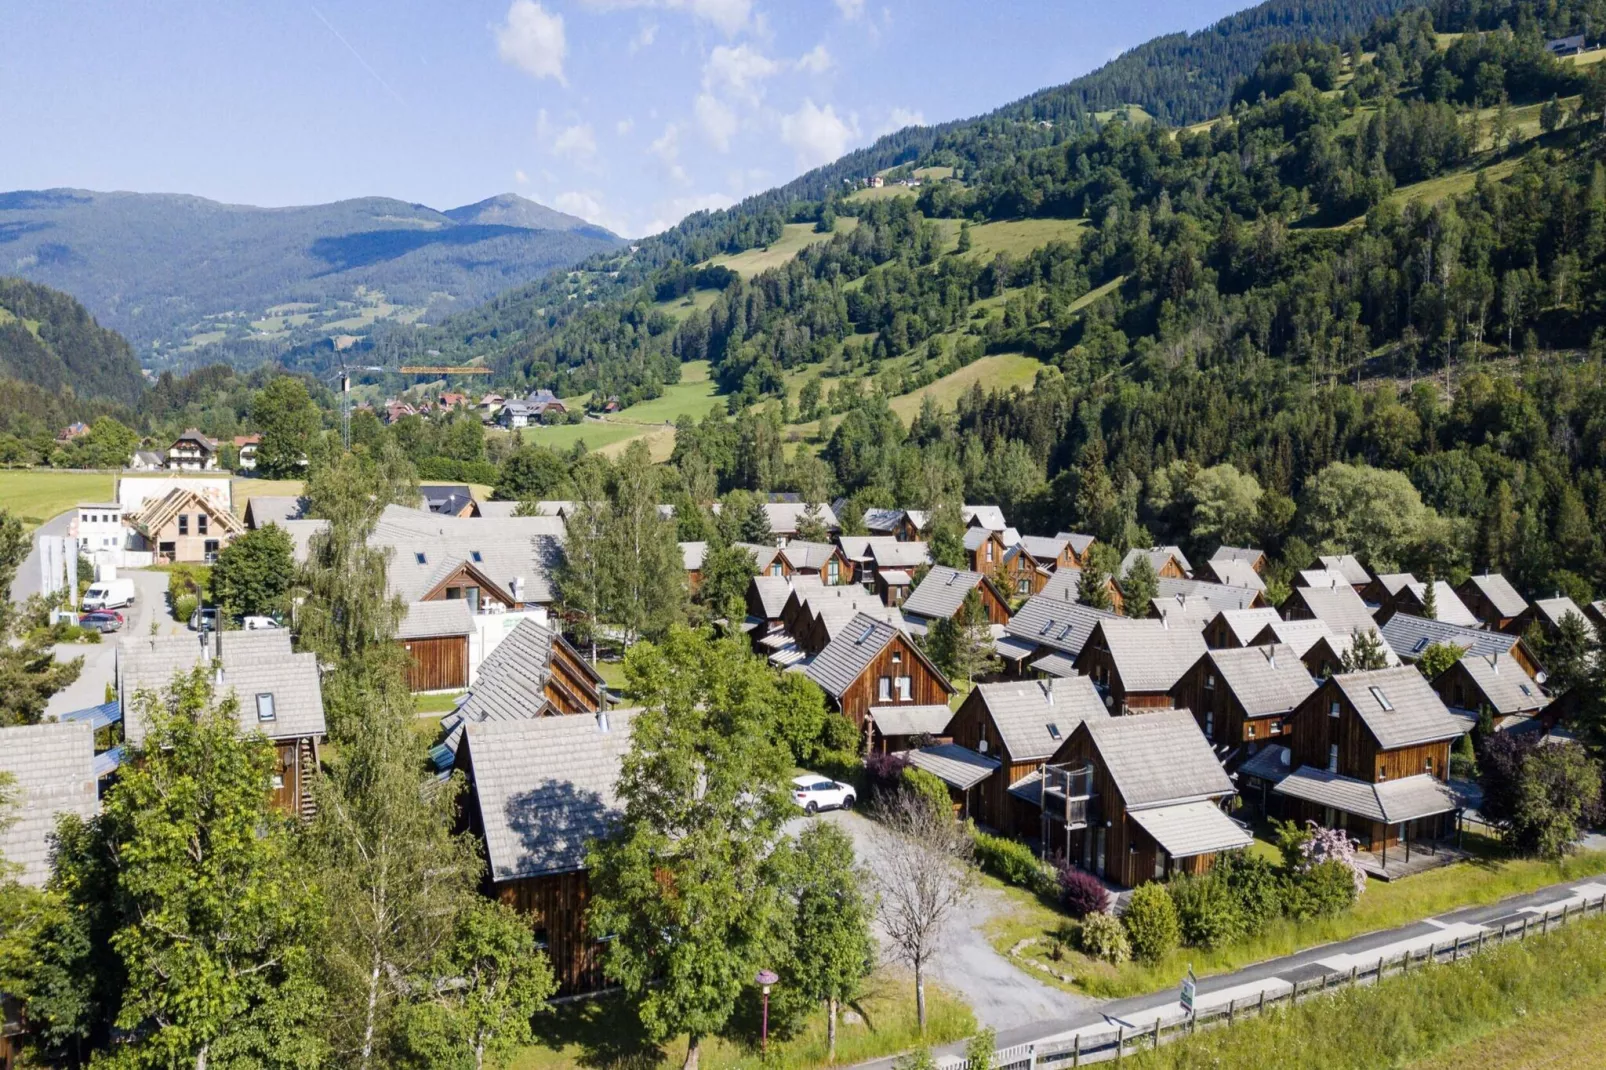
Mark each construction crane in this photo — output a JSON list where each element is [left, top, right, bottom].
[[397, 365, 493, 375]]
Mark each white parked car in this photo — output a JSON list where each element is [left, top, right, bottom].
[[791, 774, 855, 815], [242, 616, 280, 630]]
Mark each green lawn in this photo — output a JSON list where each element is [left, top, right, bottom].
[[1129, 915, 1606, 1069], [707, 221, 860, 279], [521, 421, 649, 454], [412, 690, 466, 715], [651, 287, 721, 323], [988, 846, 1606, 1000], [507, 969, 973, 1070], [887, 354, 1045, 422], [0, 470, 116, 529], [960, 218, 1086, 262], [523, 361, 721, 458]]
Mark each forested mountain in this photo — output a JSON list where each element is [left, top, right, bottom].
[[0, 277, 144, 405], [458, 0, 1606, 611], [0, 189, 623, 365]]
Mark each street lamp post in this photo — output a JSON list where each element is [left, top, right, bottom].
[[756, 969, 779, 1057]]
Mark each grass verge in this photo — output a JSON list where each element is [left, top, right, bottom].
[[1407, 989, 1606, 1069], [507, 969, 974, 1070], [1126, 914, 1606, 1068], [986, 846, 1606, 999]]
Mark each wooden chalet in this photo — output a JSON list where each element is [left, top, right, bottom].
[[1208, 546, 1267, 575], [1202, 607, 1282, 649], [119, 631, 326, 819], [1432, 652, 1550, 730], [862, 507, 926, 542], [1053, 532, 1099, 569], [165, 427, 218, 471], [366, 505, 566, 615], [1273, 668, 1463, 864], [1300, 628, 1400, 680], [458, 709, 638, 995], [1034, 711, 1250, 888], [1281, 583, 1377, 639], [1119, 546, 1190, 580], [1017, 535, 1077, 572], [995, 592, 1118, 679], [762, 501, 840, 541], [739, 541, 789, 578], [1200, 557, 1267, 593], [1456, 573, 1530, 632], [1513, 595, 1592, 640], [962, 505, 1009, 531], [680, 541, 707, 591], [1171, 644, 1316, 755], [780, 540, 851, 585], [902, 565, 1012, 627], [420, 483, 480, 517], [1375, 579, 1481, 629], [1313, 554, 1372, 592], [838, 536, 930, 588], [803, 612, 954, 744], [399, 600, 476, 691], [941, 676, 1108, 836], [747, 575, 796, 635], [1360, 572, 1417, 611], [875, 570, 913, 607], [448, 617, 606, 726], [999, 543, 1052, 599], [965, 527, 1009, 578], [1073, 618, 1207, 714], [1379, 614, 1544, 681]]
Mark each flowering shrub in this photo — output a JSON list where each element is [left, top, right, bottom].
[[1296, 822, 1368, 898]]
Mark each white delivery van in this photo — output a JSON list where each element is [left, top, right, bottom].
[[82, 577, 136, 611]]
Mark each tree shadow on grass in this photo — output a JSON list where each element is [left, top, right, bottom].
[[532, 994, 666, 1070]]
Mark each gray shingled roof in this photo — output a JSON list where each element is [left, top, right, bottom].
[[0, 722, 97, 887], [868, 540, 930, 570], [970, 677, 1109, 762], [780, 540, 839, 571], [1237, 743, 1292, 783], [1249, 618, 1333, 657], [1155, 576, 1261, 611], [1380, 614, 1520, 663], [751, 575, 795, 619], [1038, 569, 1082, 602], [1317, 554, 1371, 586], [1274, 768, 1459, 823], [245, 495, 308, 527], [1128, 801, 1252, 858], [1210, 546, 1265, 568], [763, 501, 839, 534], [962, 505, 1007, 531], [463, 710, 638, 881], [1297, 568, 1354, 590], [1464, 574, 1528, 618], [370, 505, 566, 605], [1210, 608, 1281, 646], [805, 613, 950, 699], [1005, 595, 1118, 658], [1449, 654, 1549, 715], [1054, 532, 1098, 556], [1332, 667, 1464, 749], [1018, 535, 1070, 563], [903, 743, 999, 790], [1078, 710, 1233, 809], [119, 631, 326, 746], [1372, 572, 1418, 597], [398, 599, 475, 639], [1207, 644, 1318, 716], [963, 528, 995, 552], [1205, 558, 1267, 592], [862, 508, 911, 534], [453, 618, 600, 731], [1083, 619, 1208, 693], [1406, 580, 1481, 629], [1288, 584, 1377, 638], [903, 566, 986, 620], [1119, 546, 1191, 579], [871, 705, 959, 737], [1533, 595, 1589, 630], [1030, 652, 1081, 678], [680, 541, 708, 571]]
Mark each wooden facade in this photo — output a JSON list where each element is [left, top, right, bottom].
[[969, 531, 1007, 578], [874, 572, 911, 607], [269, 737, 319, 820], [404, 634, 470, 691], [1075, 645, 1172, 713], [542, 635, 608, 714], [494, 871, 606, 995], [833, 633, 954, 728], [1455, 581, 1520, 630], [1284, 680, 1455, 852], [1044, 728, 1221, 888], [422, 561, 519, 610], [1170, 657, 1293, 750], [1431, 658, 1547, 723], [1001, 548, 1050, 599], [943, 692, 1039, 837]]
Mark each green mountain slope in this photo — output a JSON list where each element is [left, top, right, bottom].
[[0, 189, 623, 363], [0, 277, 145, 406]]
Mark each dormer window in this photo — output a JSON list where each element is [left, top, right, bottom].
[[256, 693, 276, 722]]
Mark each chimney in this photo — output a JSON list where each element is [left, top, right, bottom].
[[510, 576, 525, 603], [1161, 611, 1170, 630], [596, 708, 610, 733], [1267, 646, 1277, 670], [1045, 678, 1056, 705], [1491, 651, 1499, 673]]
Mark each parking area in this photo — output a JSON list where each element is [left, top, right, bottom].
[[41, 568, 181, 719]]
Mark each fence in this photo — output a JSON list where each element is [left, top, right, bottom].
[[954, 892, 1606, 1068]]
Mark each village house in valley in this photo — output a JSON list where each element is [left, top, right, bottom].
[[1456, 573, 1530, 632], [129, 486, 244, 564], [1171, 643, 1316, 756], [901, 565, 1012, 627], [1074, 618, 1208, 714], [1035, 710, 1251, 887], [803, 611, 954, 750]]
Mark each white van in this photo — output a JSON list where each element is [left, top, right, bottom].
[[82, 578, 136, 611]]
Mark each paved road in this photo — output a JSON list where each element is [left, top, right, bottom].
[[849, 873, 1606, 1069], [787, 809, 1092, 1031], [41, 569, 176, 719]]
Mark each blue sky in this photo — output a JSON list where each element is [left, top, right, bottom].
[[2, 0, 1253, 237]]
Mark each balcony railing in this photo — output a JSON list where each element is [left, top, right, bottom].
[[1040, 761, 1097, 829]]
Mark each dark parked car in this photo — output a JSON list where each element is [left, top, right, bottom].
[[79, 610, 125, 633]]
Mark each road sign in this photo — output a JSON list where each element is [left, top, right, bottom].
[[1180, 966, 1197, 1013]]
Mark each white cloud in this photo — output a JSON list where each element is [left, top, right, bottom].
[[551, 122, 598, 163], [780, 99, 856, 169], [629, 21, 658, 53], [535, 108, 552, 138], [703, 43, 779, 103], [694, 92, 739, 151], [878, 106, 925, 135], [577, 0, 751, 36], [797, 43, 832, 74], [650, 122, 690, 183], [552, 190, 633, 236], [616, 117, 635, 136], [515, 169, 530, 184], [496, 0, 567, 84], [834, 0, 865, 19]]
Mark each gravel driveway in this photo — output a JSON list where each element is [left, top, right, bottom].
[[787, 808, 1095, 1031]]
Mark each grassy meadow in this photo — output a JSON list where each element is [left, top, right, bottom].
[[0, 469, 116, 529], [706, 221, 859, 278], [521, 360, 722, 458]]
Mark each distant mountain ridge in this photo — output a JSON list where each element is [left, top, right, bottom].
[[0, 276, 144, 405], [0, 188, 623, 362]]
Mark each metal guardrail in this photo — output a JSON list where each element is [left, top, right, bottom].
[[949, 892, 1606, 1067]]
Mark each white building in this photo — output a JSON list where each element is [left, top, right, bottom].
[[74, 502, 126, 555]]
